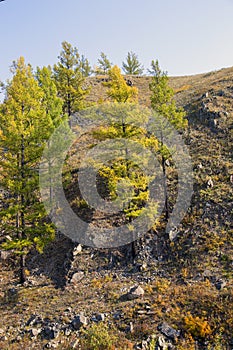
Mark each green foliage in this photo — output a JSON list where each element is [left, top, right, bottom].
[[91, 103, 159, 224], [0, 57, 61, 280], [81, 323, 117, 350], [79, 54, 92, 77], [95, 52, 112, 75], [122, 51, 144, 75], [105, 65, 138, 102], [53, 41, 90, 116], [36, 65, 65, 128], [149, 59, 187, 129]]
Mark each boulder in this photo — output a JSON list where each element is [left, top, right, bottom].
[[126, 285, 145, 300], [71, 314, 88, 330], [158, 322, 180, 340]]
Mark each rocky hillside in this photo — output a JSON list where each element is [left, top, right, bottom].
[[0, 67, 232, 350]]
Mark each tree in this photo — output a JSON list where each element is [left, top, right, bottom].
[[105, 65, 138, 103], [79, 55, 92, 77], [149, 59, 187, 222], [36, 66, 64, 127], [122, 51, 144, 75], [36, 66, 66, 205], [0, 57, 57, 283], [90, 103, 159, 258], [95, 52, 112, 75], [53, 41, 90, 120]]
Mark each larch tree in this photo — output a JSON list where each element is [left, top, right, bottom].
[[95, 52, 112, 75], [93, 67, 158, 258], [53, 41, 90, 121], [122, 51, 144, 75], [79, 55, 92, 77], [149, 59, 187, 221], [104, 65, 138, 103], [0, 57, 57, 283]]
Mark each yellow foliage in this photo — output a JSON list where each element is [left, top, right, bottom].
[[184, 313, 212, 338]]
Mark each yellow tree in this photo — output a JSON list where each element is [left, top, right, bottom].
[[105, 65, 138, 103], [0, 58, 61, 283]]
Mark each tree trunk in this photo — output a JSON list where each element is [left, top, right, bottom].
[[20, 254, 26, 284]]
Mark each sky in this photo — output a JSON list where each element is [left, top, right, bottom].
[[1, 0, 233, 83]]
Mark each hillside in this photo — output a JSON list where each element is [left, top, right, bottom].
[[0, 67, 232, 350]]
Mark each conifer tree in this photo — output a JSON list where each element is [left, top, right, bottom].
[[0, 58, 57, 283], [53, 41, 90, 120], [95, 52, 112, 75], [105, 65, 138, 103], [149, 59, 187, 221], [79, 55, 92, 77], [122, 51, 144, 75]]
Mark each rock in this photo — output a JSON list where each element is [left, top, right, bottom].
[[70, 271, 84, 284], [73, 244, 82, 255], [206, 178, 214, 188], [158, 322, 181, 340], [125, 322, 134, 333], [26, 314, 43, 327], [126, 285, 145, 300], [156, 335, 174, 349], [42, 327, 60, 340], [30, 328, 42, 337], [0, 250, 11, 260], [215, 280, 227, 290], [71, 314, 88, 330], [96, 313, 105, 322]]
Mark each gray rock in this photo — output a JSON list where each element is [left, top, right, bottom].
[[71, 314, 88, 330], [30, 328, 42, 337], [70, 271, 84, 284], [215, 280, 227, 290], [158, 322, 180, 340], [42, 327, 60, 340], [96, 313, 105, 322], [156, 335, 174, 349], [0, 250, 11, 260], [126, 285, 144, 300]]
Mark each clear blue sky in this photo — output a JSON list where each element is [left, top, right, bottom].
[[1, 0, 233, 82]]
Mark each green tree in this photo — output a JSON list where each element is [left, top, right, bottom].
[[149, 59, 187, 221], [105, 65, 138, 103], [0, 57, 56, 283], [36, 66, 64, 127], [90, 103, 159, 257], [36, 66, 66, 205], [122, 51, 144, 75], [53, 41, 90, 120], [79, 55, 92, 77], [95, 52, 112, 75]]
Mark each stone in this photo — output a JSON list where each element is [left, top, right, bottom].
[[0, 250, 11, 260], [30, 328, 42, 337], [158, 322, 181, 340], [70, 271, 84, 284], [126, 285, 144, 300], [71, 315, 88, 330], [73, 244, 82, 255], [96, 313, 105, 322], [215, 280, 227, 290], [206, 178, 214, 188]]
